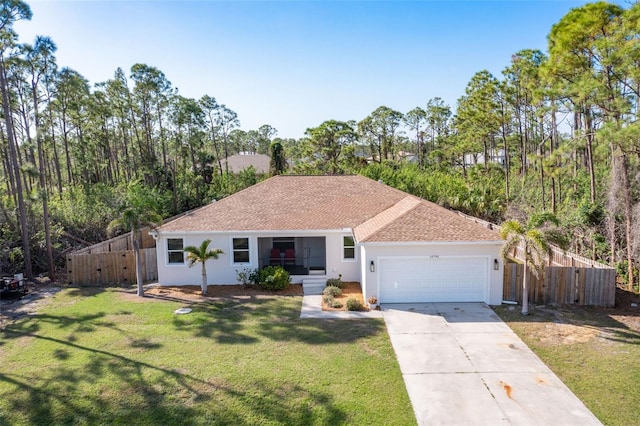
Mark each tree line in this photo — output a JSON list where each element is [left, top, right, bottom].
[[0, 1, 638, 291]]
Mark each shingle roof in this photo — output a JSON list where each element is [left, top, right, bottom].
[[353, 196, 421, 242], [357, 200, 500, 243], [159, 175, 500, 242]]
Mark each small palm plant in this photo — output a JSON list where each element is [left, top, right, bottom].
[[183, 239, 224, 295], [500, 213, 567, 315]]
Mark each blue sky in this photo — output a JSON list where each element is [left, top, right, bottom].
[[16, 0, 604, 139]]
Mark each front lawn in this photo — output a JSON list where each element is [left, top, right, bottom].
[[493, 295, 640, 426], [0, 288, 414, 425]]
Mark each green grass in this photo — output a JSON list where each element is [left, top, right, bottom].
[[493, 305, 640, 426], [0, 288, 415, 425]]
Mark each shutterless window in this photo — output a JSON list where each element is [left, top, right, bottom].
[[343, 236, 355, 260], [167, 238, 184, 264], [233, 238, 250, 263]]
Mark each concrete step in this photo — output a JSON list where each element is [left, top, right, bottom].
[[302, 278, 326, 295]]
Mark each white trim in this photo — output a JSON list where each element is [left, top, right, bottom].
[[166, 237, 185, 266], [229, 236, 251, 266], [361, 240, 503, 247], [159, 228, 350, 236], [342, 235, 357, 262]]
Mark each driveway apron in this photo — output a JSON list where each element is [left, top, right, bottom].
[[383, 303, 602, 426]]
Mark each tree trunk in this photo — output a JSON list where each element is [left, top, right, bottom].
[[522, 257, 529, 315], [133, 232, 144, 297], [157, 101, 167, 173], [61, 113, 74, 185], [539, 141, 545, 211], [550, 105, 557, 214], [208, 117, 224, 177], [32, 81, 55, 280], [47, 106, 63, 197], [201, 261, 208, 295], [620, 154, 635, 291], [223, 134, 230, 174], [0, 126, 18, 209], [584, 108, 596, 203], [0, 57, 33, 279], [482, 138, 488, 172]]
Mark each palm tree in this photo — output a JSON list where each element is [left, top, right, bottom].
[[183, 239, 224, 295], [500, 213, 566, 315], [108, 206, 161, 297]]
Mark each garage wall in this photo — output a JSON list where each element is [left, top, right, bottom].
[[361, 243, 503, 305]]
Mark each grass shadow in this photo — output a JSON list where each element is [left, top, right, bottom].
[[0, 322, 348, 425], [169, 295, 386, 345], [0, 288, 396, 425]]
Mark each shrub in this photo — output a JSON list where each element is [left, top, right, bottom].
[[323, 286, 342, 297], [323, 294, 335, 304], [346, 298, 364, 311], [331, 300, 343, 309], [236, 268, 258, 287], [256, 266, 290, 291], [326, 278, 345, 289]]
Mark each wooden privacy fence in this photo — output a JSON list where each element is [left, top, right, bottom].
[[508, 244, 611, 269], [73, 227, 156, 254], [67, 248, 158, 286], [503, 263, 616, 307]]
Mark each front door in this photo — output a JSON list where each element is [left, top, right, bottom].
[[303, 237, 325, 271]]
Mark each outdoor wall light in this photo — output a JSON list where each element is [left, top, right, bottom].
[[370, 260, 375, 272], [493, 259, 499, 270]]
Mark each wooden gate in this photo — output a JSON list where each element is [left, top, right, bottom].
[[67, 248, 158, 286]]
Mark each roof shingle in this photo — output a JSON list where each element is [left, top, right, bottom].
[[159, 175, 500, 242]]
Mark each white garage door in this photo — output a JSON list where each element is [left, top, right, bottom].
[[379, 257, 488, 303]]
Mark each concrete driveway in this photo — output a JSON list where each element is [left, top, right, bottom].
[[383, 303, 602, 426]]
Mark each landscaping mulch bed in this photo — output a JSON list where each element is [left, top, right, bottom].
[[322, 281, 369, 311], [144, 282, 368, 311], [144, 283, 303, 302]]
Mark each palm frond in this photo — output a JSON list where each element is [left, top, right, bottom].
[[500, 235, 521, 259], [500, 219, 524, 239], [182, 240, 223, 268]]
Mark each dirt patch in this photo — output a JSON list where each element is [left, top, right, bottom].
[[0, 283, 62, 327], [496, 285, 640, 345], [539, 322, 599, 344], [321, 282, 368, 311], [496, 305, 604, 345]]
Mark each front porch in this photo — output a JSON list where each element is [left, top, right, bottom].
[[257, 236, 326, 276]]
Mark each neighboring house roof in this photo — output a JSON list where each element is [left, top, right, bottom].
[[159, 175, 500, 243], [222, 153, 271, 174]]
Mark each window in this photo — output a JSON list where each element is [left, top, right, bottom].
[[343, 236, 355, 260], [233, 237, 250, 263], [167, 238, 184, 264]]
